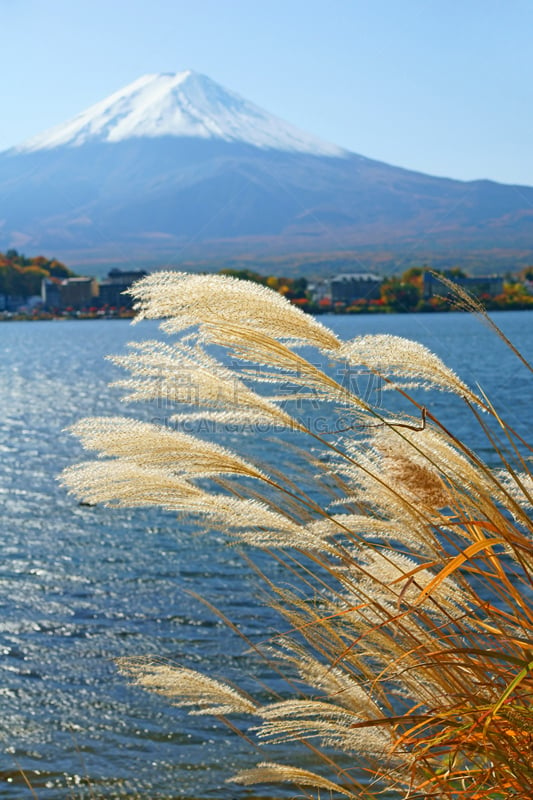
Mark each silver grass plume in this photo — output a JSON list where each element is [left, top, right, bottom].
[[254, 700, 401, 762], [129, 271, 341, 350], [118, 658, 258, 715], [339, 334, 483, 404], [62, 459, 312, 545], [110, 339, 302, 429], [69, 416, 267, 480], [231, 762, 356, 797], [200, 321, 375, 420]]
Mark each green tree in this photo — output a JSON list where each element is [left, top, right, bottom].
[[380, 278, 420, 312], [219, 268, 266, 285]]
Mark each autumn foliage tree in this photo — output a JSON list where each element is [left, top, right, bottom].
[[380, 276, 420, 311], [0, 250, 73, 298]]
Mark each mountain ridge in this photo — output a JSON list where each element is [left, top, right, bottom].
[[1, 71, 533, 275]]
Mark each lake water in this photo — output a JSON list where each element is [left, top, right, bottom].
[[0, 311, 531, 798]]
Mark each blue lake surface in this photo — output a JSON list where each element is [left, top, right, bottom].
[[0, 311, 531, 798]]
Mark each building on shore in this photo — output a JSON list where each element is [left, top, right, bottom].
[[41, 276, 98, 310], [307, 280, 331, 306], [423, 272, 504, 299], [41, 269, 149, 312], [0, 294, 28, 312], [98, 268, 148, 309], [330, 273, 382, 304]]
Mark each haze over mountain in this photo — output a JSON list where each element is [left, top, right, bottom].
[[1, 70, 532, 276]]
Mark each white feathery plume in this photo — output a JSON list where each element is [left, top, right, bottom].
[[61, 458, 330, 549], [272, 646, 382, 718], [235, 523, 338, 552], [306, 514, 436, 555], [168, 409, 290, 429], [254, 701, 401, 765], [259, 699, 361, 721], [68, 463, 309, 548], [256, 714, 394, 757], [343, 548, 469, 616], [231, 762, 356, 796], [61, 460, 203, 508], [110, 339, 302, 430], [496, 469, 533, 509], [339, 334, 483, 404], [202, 321, 374, 416], [129, 271, 341, 350], [117, 658, 258, 715], [69, 416, 267, 480]]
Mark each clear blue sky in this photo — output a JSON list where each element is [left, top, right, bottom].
[[2, 0, 532, 185]]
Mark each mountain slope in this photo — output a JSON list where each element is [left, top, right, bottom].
[[1, 71, 533, 274]]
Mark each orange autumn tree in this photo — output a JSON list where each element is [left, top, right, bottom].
[[0, 249, 73, 297]]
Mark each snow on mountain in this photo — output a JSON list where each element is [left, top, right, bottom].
[[14, 71, 347, 158]]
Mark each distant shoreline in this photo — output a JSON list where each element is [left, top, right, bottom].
[[2, 306, 533, 323], [0, 312, 137, 322]]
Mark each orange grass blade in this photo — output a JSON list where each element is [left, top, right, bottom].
[[415, 538, 506, 603]]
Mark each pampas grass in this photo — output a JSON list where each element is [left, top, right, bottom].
[[62, 272, 533, 799]]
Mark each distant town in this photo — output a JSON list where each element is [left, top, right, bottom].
[[1, 249, 533, 320]]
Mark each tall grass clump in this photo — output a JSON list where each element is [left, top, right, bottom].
[[62, 272, 533, 799]]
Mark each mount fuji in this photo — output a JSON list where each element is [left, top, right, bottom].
[[15, 71, 346, 158], [1, 71, 533, 274]]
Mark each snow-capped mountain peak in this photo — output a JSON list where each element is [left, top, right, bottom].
[[14, 71, 347, 157]]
